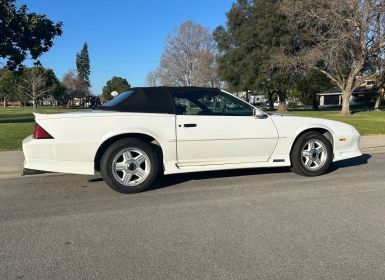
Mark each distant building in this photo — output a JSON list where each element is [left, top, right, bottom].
[[234, 90, 267, 105], [319, 80, 377, 106], [249, 94, 267, 105], [40, 97, 59, 106], [0, 101, 21, 107]]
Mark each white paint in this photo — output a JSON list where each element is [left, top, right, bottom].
[[23, 92, 362, 176]]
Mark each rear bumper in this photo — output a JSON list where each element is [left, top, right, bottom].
[[22, 136, 94, 175]]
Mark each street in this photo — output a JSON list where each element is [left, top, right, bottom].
[[1, 152, 385, 280]]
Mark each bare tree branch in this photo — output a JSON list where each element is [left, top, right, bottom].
[[156, 20, 219, 87], [17, 67, 52, 109], [281, 0, 385, 114]]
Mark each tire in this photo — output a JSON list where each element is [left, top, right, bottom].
[[100, 138, 159, 193], [290, 131, 333, 177]]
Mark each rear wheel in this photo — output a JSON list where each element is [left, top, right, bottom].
[[100, 138, 159, 193], [291, 131, 333, 176]]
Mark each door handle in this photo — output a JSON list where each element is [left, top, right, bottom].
[[184, 123, 197, 128]]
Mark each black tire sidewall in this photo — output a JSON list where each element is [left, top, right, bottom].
[[100, 138, 159, 193], [291, 132, 333, 177]]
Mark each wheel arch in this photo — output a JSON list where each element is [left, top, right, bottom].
[[290, 127, 334, 157], [94, 133, 164, 171]]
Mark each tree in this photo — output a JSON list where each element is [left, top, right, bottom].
[[102, 76, 130, 101], [0, 0, 62, 70], [296, 69, 335, 110], [370, 12, 385, 111], [374, 66, 385, 110], [267, 71, 298, 112], [281, 0, 385, 115], [145, 70, 159, 87], [17, 67, 57, 109], [156, 20, 219, 87], [61, 70, 88, 106], [76, 42, 91, 88], [0, 68, 16, 106], [214, 0, 294, 110]]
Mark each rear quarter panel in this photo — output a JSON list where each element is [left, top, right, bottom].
[[35, 112, 176, 171]]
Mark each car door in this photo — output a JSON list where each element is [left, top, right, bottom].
[[171, 89, 279, 167]]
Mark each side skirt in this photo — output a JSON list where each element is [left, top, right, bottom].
[[164, 158, 291, 175]]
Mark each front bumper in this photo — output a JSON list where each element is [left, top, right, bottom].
[[333, 128, 362, 162]]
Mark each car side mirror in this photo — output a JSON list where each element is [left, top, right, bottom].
[[254, 108, 268, 119]]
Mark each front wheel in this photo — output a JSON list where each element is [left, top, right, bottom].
[[100, 138, 159, 193], [291, 131, 333, 177]]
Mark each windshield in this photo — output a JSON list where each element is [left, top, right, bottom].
[[102, 91, 134, 108]]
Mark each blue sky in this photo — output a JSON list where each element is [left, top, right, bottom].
[[19, 0, 234, 95]]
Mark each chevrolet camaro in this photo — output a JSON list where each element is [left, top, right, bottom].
[[23, 87, 362, 193]]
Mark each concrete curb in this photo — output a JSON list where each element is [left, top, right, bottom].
[[1, 136, 384, 178]]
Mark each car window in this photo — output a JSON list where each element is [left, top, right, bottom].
[[101, 91, 134, 108], [171, 90, 254, 116]]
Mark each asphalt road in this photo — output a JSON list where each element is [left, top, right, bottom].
[[1, 153, 385, 280]]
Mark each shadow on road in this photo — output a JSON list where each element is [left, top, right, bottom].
[[149, 166, 293, 191], [329, 154, 371, 172], [88, 154, 371, 192], [88, 166, 292, 191]]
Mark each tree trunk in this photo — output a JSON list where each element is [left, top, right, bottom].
[[277, 91, 287, 112], [267, 92, 274, 111], [32, 99, 37, 110], [245, 91, 250, 103], [341, 91, 351, 115], [3, 97, 5, 107], [269, 100, 274, 111], [277, 101, 287, 112], [374, 87, 383, 111], [312, 94, 319, 111]]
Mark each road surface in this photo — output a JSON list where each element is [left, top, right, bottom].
[[1, 153, 385, 279]]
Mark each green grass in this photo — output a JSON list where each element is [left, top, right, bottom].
[[0, 107, 384, 151], [289, 110, 385, 136], [0, 107, 76, 151]]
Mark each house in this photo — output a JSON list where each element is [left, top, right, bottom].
[[234, 91, 268, 105], [249, 94, 267, 105], [0, 101, 21, 107], [319, 80, 377, 106], [40, 97, 59, 106]]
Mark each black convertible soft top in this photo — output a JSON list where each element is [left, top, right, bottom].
[[100, 86, 221, 114]]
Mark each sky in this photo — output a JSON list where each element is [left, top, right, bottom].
[[18, 0, 234, 95]]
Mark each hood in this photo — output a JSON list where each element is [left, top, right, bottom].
[[269, 114, 358, 137]]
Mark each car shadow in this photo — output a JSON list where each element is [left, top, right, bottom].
[[148, 166, 293, 191], [328, 153, 371, 172], [88, 154, 371, 192], [88, 167, 292, 191]]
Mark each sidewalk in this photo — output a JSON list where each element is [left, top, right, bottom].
[[0, 151, 24, 177], [359, 135, 385, 151], [1, 135, 384, 178]]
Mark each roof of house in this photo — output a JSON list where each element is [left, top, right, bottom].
[[319, 85, 378, 96]]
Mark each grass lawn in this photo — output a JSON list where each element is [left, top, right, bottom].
[[0, 107, 76, 151], [0, 107, 384, 151], [289, 110, 385, 136]]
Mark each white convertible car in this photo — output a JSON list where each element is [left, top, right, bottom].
[[23, 87, 361, 193]]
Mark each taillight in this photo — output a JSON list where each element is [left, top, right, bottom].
[[33, 123, 54, 139]]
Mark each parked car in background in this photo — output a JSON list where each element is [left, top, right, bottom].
[[23, 87, 361, 193]]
